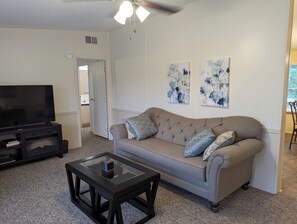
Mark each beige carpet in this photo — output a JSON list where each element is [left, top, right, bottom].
[[281, 133, 297, 199], [0, 129, 297, 223]]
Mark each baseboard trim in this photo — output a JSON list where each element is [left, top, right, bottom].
[[56, 111, 77, 116], [112, 108, 141, 115]]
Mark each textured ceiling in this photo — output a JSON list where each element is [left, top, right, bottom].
[[0, 0, 196, 31]]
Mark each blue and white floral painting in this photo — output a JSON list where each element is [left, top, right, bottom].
[[200, 58, 230, 108], [167, 62, 190, 104]]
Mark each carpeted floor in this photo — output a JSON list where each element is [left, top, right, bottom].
[[1, 129, 297, 224]]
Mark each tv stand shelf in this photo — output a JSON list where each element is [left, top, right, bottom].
[[0, 123, 63, 168]]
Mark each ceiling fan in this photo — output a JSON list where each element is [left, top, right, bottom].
[[114, 0, 181, 24], [64, 0, 182, 25]]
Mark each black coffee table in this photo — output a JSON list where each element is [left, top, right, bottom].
[[65, 152, 160, 224]]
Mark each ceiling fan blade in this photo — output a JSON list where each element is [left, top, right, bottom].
[[141, 0, 182, 14]]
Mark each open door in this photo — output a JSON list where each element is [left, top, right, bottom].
[[88, 60, 109, 138]]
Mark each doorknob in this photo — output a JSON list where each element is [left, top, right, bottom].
[[90, 98, 94, 101]]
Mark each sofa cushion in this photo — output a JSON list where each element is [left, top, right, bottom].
[[124, 112, 158, 141], [118, 138, 207, 182], [203, 131, 236, 160], [184, 128, 216, 158]]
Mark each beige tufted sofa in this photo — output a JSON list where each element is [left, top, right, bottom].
[[110, 107, 263, 212]]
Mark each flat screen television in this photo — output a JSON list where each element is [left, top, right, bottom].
[[0, 85, 55, 129]]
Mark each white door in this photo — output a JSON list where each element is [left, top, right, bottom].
[[88, 60, 109, 138]]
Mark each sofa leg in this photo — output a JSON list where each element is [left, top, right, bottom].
[[209, 201, 220, 213], [241, 181, 250, 190]]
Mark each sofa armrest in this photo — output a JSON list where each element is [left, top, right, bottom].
[[110, 124, 128, 140], [110, 124, 128, 153], [207, 138, 263, 172], [206, 139, 263, 203]]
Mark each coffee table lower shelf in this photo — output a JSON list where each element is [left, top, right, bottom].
[[66, 174, 159, 224], [65, 153, 160, 224]]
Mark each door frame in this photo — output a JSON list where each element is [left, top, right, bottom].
[[74, 56, 113, 147], [278, 0, 295, 193]]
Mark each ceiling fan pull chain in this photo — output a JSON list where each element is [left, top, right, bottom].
[[133, 6, 136, 34], [129, 17, 132, 40]]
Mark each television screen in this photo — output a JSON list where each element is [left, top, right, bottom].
[[0, 85, 55, 128]]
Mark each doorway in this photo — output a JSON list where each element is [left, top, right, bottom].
[[77, 59, 109, 145], [281, 1, 297, 194]]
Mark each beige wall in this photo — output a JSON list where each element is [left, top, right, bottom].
[[291, 50, 297, 63], [0, 27, 110, 149], [110, 0, 292, 193], [80, 106, 90, 127]]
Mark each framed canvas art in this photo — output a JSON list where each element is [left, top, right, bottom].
[[167, 62, 190, 104], [200, 58, 230, 108]]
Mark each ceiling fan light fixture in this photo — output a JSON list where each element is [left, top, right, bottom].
[[136, 6, 150, 23], [120, 1, 134, 18], [114, 10, 126, 25]]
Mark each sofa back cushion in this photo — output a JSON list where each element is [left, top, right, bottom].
[[146, 107, 263, 146]]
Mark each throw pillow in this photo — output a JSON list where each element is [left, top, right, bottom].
[[202, 131, 236, 161], [123, 120, 136, 139], [124, 111, 158, 141], [184, 129, 216, 158]]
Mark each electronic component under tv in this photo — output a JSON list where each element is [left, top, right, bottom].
[[0, 85, 55, 129]]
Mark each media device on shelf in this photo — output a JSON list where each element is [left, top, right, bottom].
[[0, 85, 55, 129], [0, 138, 20, 147]]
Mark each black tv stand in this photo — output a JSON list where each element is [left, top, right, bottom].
[[0, 122, 63, 169], [45, 122, 53, 126]]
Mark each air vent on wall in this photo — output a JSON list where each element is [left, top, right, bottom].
[[85, 36, 98, 45]]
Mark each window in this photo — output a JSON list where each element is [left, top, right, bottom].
[[287, 64, 297, 110]]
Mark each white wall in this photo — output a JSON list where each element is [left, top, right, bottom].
[[110, 0, 292, 193], [0, 27, 110, 149]]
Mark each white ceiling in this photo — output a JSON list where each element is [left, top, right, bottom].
[[0, 0, 195, 31], [0, 0, 296, 49]]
